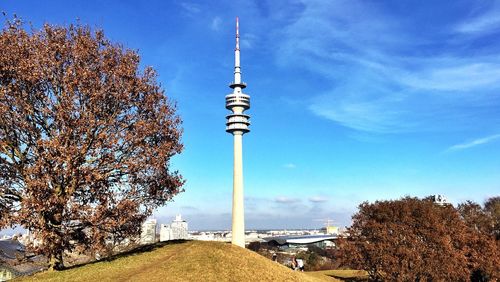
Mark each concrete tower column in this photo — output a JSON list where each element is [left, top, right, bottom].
[[225, 17, 250, 248], [232, 132, 245, 247]]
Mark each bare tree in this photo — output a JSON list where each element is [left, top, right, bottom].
[[0, 18, 184, 269]]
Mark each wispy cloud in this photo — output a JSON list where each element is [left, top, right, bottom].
[[309, 196, 329, 203], [446, 134, 500, 152], [283, 163, 296, 169], [274, 196, 300, 204], [210, 17, 222, 31], [276, 0, 500, 133], [396, 62, 500, 92], [455, 4, 500, 35], [179, 2, 201, 15], [180, 205, 200, 211], [240, 33, 258, 49]]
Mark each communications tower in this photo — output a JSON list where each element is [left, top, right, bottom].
[[225, 17, 250, 248]]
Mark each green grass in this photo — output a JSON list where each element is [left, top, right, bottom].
[[17, 240, 334, 282]]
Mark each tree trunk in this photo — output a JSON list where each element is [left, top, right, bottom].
[[45, 210, 65, 271], [48, 250, 64, 271]]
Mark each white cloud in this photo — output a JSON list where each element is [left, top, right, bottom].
[[180, 2, 201, 15], [240, 33, 258, 49], [309, 196, 329, 203], [310, 90, 411, 133], [397, 62, 500, 91], [211, 17, 222, 31], [446, 134, 500, 152], [455, 5, 500, 35], [274, 196, 300, 204], [283, 163, 296, 169], [180, 205, 200, 211], [276, 0, 500, 133]]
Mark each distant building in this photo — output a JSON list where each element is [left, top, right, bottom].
[[432, 194, 448, 206], [0, 265, 16, 282], [140, 219, 157, 244], [320, 226, 339, 235], [0, 264, 45, 282], [264, 234, 337, 249], [0, 239, 46, 281], [160, 215, 188, 241]]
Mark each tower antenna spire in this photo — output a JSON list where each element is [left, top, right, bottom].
[[234, 17, 241, 85], [236, 16, 240, 51]]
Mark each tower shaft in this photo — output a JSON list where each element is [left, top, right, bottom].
[[231, 133, 245, 247], [225, 17, 250, 248]]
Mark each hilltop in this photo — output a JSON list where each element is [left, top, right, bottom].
[[19, 240, 334, 282]]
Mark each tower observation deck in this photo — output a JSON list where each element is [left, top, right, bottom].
[[225, 17, 250, 134], [226, 17, 250, 248]]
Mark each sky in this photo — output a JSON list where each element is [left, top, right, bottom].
[[1, 0, 499, 232]]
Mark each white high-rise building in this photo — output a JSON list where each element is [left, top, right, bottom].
[[160, 214, 188, 241], [140, 219, 157, 244], [432, 194, 448, 206], [225, 17, 251, 248]]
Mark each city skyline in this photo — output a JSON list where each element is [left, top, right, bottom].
[[1, 0, 499, 231]]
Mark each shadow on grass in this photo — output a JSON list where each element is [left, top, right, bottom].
[[327, 277, 368, 282], [318, 270, 369, 282], [324, 274, 368, 282], [63, 239, 190, 271]]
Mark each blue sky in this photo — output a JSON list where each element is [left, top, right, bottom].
[[2, 0, 500, 231]]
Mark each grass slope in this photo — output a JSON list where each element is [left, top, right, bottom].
[[19, 241, 333, 282]]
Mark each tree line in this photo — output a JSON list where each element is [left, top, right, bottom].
[[338, 196, 499, 281]]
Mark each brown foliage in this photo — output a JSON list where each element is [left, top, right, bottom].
[[458, 198, 500, 280], [337, 197, 500, 281], [0, 18, 184, 269], [484, 197, 500, 240], [457, 200, 493, 238]]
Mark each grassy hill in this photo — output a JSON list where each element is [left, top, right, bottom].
[[18, 240, 335, 282]]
